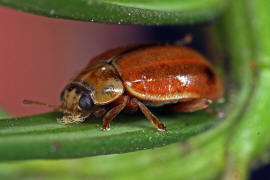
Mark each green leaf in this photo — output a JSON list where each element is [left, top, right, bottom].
[[220, 0, 270, 179], [0, 0, 227, 25], [0, 109, 222, 161]]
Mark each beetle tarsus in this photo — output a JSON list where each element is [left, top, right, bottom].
[[157, 123, 167, 131], [175, 33, 193, 46], [205, 108, 224, 118], [101, 125, 110, 131]]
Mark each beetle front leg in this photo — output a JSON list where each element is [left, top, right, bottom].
[[132, 98, 166, 131], [101, 96, 129, 131]]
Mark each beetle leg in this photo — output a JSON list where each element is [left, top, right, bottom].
[[132, 98, 166, 131], [204, 108, 224, 118], [91, 106, 106, 118], [166, 98, 212, 112], [101, 96, 129, 131], [175, 33, 193, 46]]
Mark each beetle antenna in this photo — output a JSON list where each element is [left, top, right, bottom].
[[22, 99, 63, 111]]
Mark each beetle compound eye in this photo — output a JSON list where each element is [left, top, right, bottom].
[[60, 90, 65, 101], [79, 94, 93, 111]]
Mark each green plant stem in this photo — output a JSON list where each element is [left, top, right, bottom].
[[222, 0, 270, 179], [223, 70, 270, 180], [0, 105, 222, 161]]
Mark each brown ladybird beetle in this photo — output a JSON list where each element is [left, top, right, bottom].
[[23, 42, 224, 131]]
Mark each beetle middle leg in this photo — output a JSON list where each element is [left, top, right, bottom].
[[101, 96, 129, 131], [131, 98, 166, 131]]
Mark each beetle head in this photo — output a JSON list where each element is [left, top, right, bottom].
[[59, 84, 93, 123], [23, 84, 94, 124]]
